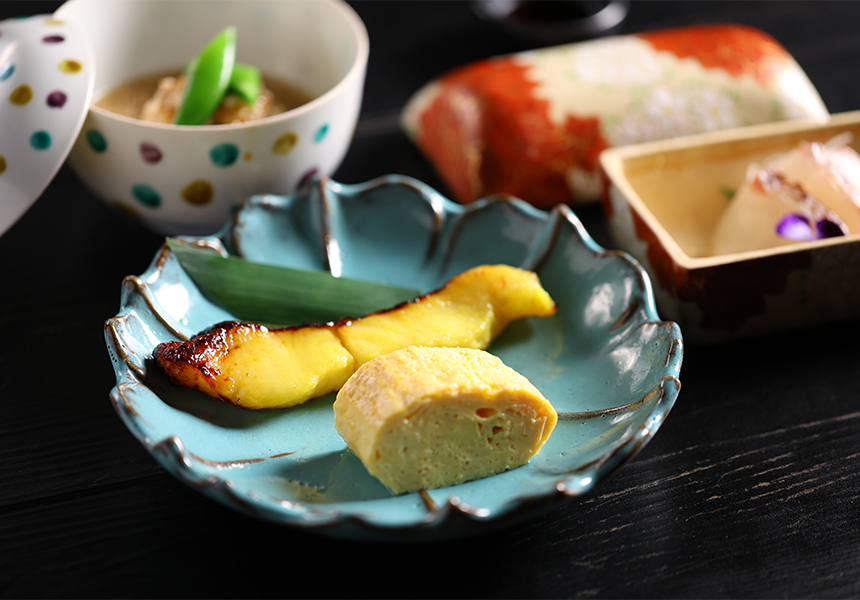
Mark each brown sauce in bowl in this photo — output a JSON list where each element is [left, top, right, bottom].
[[95, 71, 314, 124]]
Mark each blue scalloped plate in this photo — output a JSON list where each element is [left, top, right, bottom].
[[104, 175, 683, 541]]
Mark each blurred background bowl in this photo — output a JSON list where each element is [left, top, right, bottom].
[[55, 0, 368, 235], [471, 0, 630, 45]]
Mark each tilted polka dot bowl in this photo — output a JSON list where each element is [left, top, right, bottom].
[[0, 14, 94, 237], [55, 0, 368, 235]]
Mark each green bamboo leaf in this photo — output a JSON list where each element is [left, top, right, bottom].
[[167, 238, 421, 326]]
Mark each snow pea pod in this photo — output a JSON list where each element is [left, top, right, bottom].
[[174, 27, 237, 125], [229, 62, 262, 105]]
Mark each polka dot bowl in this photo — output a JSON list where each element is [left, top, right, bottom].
[[0, 14, 94, 237], [55, 0, 368, 235]]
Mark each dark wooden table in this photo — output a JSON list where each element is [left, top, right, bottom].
[[2, 1, 860, 597]]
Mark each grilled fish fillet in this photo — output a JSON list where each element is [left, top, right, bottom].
[[155, 264, 556, 409]]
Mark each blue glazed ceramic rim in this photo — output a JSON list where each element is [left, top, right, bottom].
[[104, 174, 683, 541]]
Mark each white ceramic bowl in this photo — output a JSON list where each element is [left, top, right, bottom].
[[55, 0, 368, 235]]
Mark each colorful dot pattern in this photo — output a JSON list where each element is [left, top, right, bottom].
[[314, 123, 329, 143], [46, 90, 67, 107], [84, 121, 333, 213], [30, 130, 51, 150], [132, 184, 161, 207], [0, 16, 87, 193], [58, 59, 82, 73], [140, 142, 162, 164], [182, 180, 214, 205], [85, 129, 107, 153], [272, 132, 298, 155], [209, 143, 239, 168], [9, 84, 33, 105]]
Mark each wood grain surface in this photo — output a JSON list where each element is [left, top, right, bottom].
[[1, 1, 859, 598]]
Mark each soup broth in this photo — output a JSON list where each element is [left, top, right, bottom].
[[95, 71, 314, 122]]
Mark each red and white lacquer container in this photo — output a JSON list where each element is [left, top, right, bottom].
[[402, 24, 828, 209]]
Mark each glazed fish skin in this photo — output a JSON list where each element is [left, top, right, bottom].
[[155, 322, 355, 409], [154, 265, 556, 410], [333, 346, 558, 494]]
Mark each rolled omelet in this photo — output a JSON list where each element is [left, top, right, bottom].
[[333, 346, 557, 494]]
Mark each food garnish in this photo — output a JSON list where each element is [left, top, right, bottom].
[[133, 27, 276, 125], [766, 133, 860, 232], [711, 167, 848, 255], [167, 239, 420, 327], [333, 346, 558, 494], [227, 62, 262, 105], [154, 264, 556, 409], [775, 213, 845, 242], [174, 27, 237, 125], [711, 135, 860, 255]]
